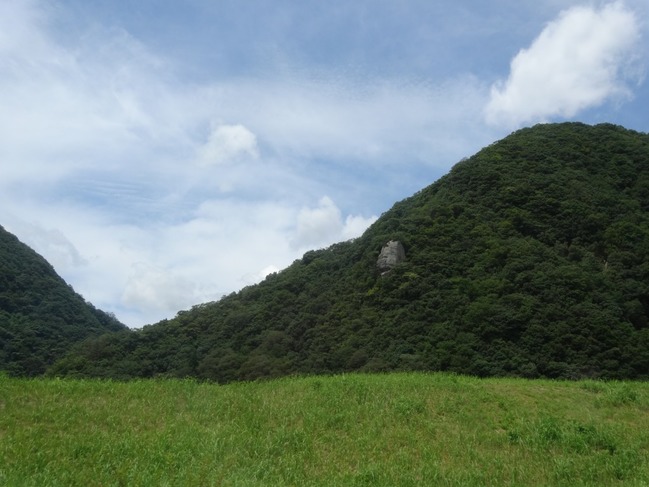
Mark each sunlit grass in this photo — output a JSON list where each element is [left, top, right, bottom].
[[1, 372, 648, 486]]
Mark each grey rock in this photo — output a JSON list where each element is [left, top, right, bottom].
[[376, 240, 406, 274]]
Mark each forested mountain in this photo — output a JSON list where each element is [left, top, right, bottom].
[[50, 122, 649, 381], [0, 226, 126, 376]]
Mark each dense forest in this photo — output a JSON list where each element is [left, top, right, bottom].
[[0, 226, 126, 376], [9, 122, 649, 381]]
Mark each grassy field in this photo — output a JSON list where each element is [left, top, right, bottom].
[[1, 372, 648, 486]]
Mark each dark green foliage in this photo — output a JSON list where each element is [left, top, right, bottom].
[[0, 226, 127, 376], [51, 122, 649, 381]]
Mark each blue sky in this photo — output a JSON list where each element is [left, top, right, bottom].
[[1, 0, 647, 327]]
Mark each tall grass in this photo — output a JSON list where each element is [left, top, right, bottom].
[[1, 372, 648, 486]]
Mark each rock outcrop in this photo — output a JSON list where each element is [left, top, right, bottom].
[[376, 240, 406, 274]]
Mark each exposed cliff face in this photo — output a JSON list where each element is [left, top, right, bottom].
[[376, 240, 406, 274]]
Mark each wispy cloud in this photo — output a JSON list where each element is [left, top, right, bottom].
[[209, 75, 488, 167], [486, 2, 644, 128]]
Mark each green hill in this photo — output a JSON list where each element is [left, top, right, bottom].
[[50, 122, 649, 381], [0, 225, 126, 376]]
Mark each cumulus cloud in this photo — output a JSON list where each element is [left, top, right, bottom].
[[486, 2, 643, 127], [197, 124, 259, 166], [122, 263, 201, 316], [291, 196, 377, 250], [342, 214, 377, 241]]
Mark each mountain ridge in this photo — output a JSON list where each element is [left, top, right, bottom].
[[26, 122, 649, 380]]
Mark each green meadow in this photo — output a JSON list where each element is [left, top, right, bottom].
[[1, 372, 648, 486]]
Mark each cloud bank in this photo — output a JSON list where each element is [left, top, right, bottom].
[[486, 2, 643, 127]]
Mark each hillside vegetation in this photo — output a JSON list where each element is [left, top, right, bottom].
[[1, 373, 648, 486], [50, 122, 649, 381], [0, 226, 126, 376]]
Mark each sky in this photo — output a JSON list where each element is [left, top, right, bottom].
[[1, 0, 647, 327]]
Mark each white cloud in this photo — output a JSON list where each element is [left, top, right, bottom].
[[0, 1, 181, 187], [122, 262, 200, 315], [486, 2, 643, 127], [291, 196, 377, 251], [342, 214, 378, 241], [292, 196, 343, 249], [197, 124, 259, 166]]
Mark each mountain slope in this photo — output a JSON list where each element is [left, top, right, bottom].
[[0, 225, 127, 376], [50, 122, 649, 380]]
